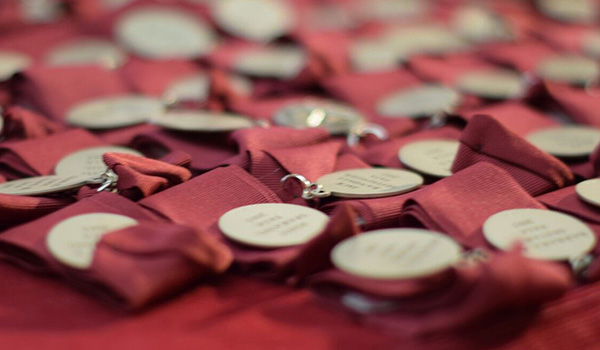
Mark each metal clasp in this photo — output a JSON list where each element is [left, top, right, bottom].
[[95, 169, 119, 193], [280, 173, 331, 200], [347, 123, 389, 147], [461, 248, 489, 265], [570, 254, 595, 281], [425, 111, 450, 129]]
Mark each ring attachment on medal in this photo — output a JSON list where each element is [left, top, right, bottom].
[[483, 208, 598, 279], [273, 99, 365, 135], [0, 169, 119, 196], [281, 168, 423, 200], [346, 123, 389, 147]]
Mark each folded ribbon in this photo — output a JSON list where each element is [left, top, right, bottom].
[[101, 151, 192, 199], [0, 128, 103, 179], [452, 114, 573, 196], [311, 250, 571, 337], [230, 203, 360, 282], [401, 162, 545, 247], [1, 105, 64, 140]]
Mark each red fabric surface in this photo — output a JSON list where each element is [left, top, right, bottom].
[[247, 140, 368, 198], [323, 191, 417, 231], [0, 191, 230, 309], [1, 105, 64, 140], [401, 162, 545, 247], [19, 65, 129, 121], [534, 23, 595, 54], [0, 22, 77, 59], [319, 70, 422, 135], [3, 1, 600, 349], [206, 40, 321, 96], [119, 58, 205, 99], [544, 82, 600, 127], [0, 192, 158, 269], [408, 54, 502, 109], [139, 165, 282, 231], [592, 145, 600, 175], [0, 128, 103, 179], [460, 102, 559, 137], [361, 125, 462, 168], [0, 193, 74, 228], [537, 186, 600, 226], [71, 221, 233, 309], [311, 251, 571, 337], [480, 39, 557, 74], [102, 151, 192, 199], [231, 125, 331, 153], [130, 128, 239, 172], [452, 114, 574, 196], [231, 203, 360, 282], [293, 30, 353, 74]]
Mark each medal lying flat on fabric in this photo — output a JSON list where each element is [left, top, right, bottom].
[[536, 0, 597, 24], [218, 203, 330, 248], [282, 168, 423, 200], [357, 0, 427, 22], [377, 84, 461, 118], [162, 73, 210, 105], [54, 146, 142, 178], [536, 54, 599, 86], [455, 70, 527, 100], [273, 99, 365, 134], [350, 38, 403, 73], [162, 73, 254, 106], [398, 139, 460, 178], [383, 25, 469, 57], [151, 110, 256, 132], [483, 208, 597, 261], [0, 51, 32, 82], [232, 45, 307, 80], [305, 4, 356, 31], [45, 38, 129, 69], [526, 126, 600, 158], [212, 0, 295, 42], [582, 31, 600, 59], [102, 0, 134, 10], [331, 228, 463, 279], [20, 0, 64, 24], [46, 213, 139, 269], [66, 95, 165, 129], [452, 5, 513, 43], [576, 179, 600, 207], [227, 74, 254, 97], [0, 171, 118, 196], [115, 6, 217, 59]]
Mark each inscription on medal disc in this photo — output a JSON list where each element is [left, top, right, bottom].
[[332, 229, 462, 279]]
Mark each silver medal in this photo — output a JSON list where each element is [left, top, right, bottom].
[[273, 99, 364, 134], [282, 168, 423, 200]]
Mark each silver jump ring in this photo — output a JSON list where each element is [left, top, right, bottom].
[[96, 169, 119, 193], [570, 254, 595, 281], [280, 173, 331, 200], [347, 123, 389, 147]]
